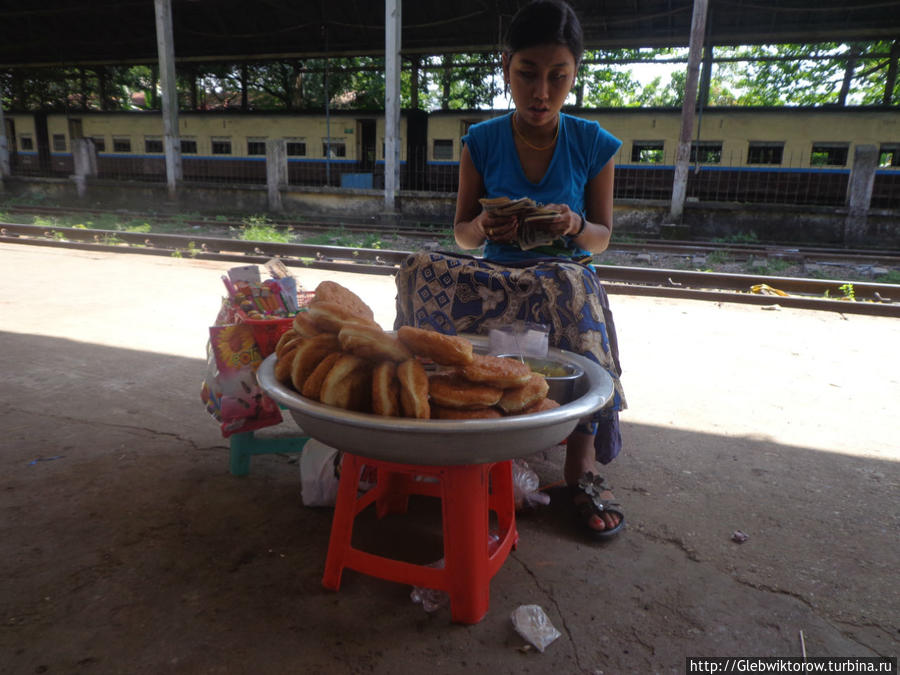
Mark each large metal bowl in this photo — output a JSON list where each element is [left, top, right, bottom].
[[256, 335, 613, 466]]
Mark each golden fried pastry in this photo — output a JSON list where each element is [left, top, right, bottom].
[[300, 351, 342, 401], [519, 397, 561, 415], [275, 328, 302, 357], [292, 311, 321, 338], [338, 324, 412, 363], [428, 372, 503, 409], [274, 344, 299, 384], [460, 354, 532, 388], [313, 280, 375, 322], [396, 326, 474, 366], [290, 333, 341, 392], [371, 361, 401, 417], [396, 358, 430, 419], [431, 405, 503, 420], [497, 372, 550, 414], [307, 301, 380, 334], [319, 354, 372, 412]]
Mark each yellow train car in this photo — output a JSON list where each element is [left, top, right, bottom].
[[5, 106, 898, 208]]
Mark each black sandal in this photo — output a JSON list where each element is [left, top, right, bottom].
[[571, 472, 625, 540]]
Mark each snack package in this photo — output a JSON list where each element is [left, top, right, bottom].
[[205, 323, 282, 437], [223, 275, 295, 320]]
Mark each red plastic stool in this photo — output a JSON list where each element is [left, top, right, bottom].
[[321, 453, 518, 624]]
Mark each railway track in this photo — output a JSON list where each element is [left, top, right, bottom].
[[2, 222, 898, 317], [3, 203, 899, 267]]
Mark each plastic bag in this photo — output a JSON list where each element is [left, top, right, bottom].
[[410, 560, 449, 613], [512, 459, 550, 510], [511, 604, 561, 652], [299, 441, 378, 507], [411, 535, 499, 613], [300, 439, 342, 506]]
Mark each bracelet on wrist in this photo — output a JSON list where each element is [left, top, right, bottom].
[[572, 214, 586, 238]]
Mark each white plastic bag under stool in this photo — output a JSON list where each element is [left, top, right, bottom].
[[300, 439, 341, 506]]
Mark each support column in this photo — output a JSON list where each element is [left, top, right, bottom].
[[266, 138, 287, 212], [384, 0, 401, 213], [0, 96, 9, 188], [154, 0, 182, 200], [71, 138, 98, 198], [669, 0, 709, 223], [844, 144, 878, 244]]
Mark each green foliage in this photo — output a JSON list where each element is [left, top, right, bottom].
[[748, 257, 792, 276], [358, 233, 383, 249], [122, 222, 152, 233], [3, 41, 896, 112], [239, 223, 291, 243], [876, 270, 900, 284], [714, 231, 759, 244], [706, 250, 733, 265]]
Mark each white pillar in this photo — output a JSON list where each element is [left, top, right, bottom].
[[266, 138, 287, 212], [71, 138, 98, 198], [669, 0, 709, 223], [384, 0, 401, 212], [844, 144, 878, 244], [154, 0, 182, 199]]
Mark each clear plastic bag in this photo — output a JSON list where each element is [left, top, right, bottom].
[[411, 535, 500, 613], [510, 604, 562, 652], [512, 459, 550, 510]]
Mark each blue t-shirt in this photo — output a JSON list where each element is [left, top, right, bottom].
[[463, 111, 621, 264]]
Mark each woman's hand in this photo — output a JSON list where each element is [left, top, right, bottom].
[[478, 211, 518, 243], [542, 203, 581, 238]]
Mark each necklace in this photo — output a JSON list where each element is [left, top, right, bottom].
[[512, 113, 559, 151]]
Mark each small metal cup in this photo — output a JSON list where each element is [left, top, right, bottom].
[[496, 354, 585, 405]]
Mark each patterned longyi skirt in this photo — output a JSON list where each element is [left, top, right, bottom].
[[393, 251, 626, 464]]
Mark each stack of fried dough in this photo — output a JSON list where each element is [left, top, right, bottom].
[[273, 281, 561, 420]]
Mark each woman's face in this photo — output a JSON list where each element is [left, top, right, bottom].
[[504, 43, 577, 129]]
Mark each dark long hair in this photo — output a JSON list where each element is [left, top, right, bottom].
[[504, 0, 584, 66]]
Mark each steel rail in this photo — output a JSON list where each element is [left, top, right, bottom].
[[4, 203, 898, 265], [2, 222, 898, 317]]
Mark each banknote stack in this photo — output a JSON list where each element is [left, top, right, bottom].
[[479, 196, 561, 250]]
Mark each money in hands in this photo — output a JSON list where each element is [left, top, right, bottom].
[[479, 196, 560, 250]]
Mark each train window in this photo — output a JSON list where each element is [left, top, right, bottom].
[[810, 143, 848, 167], [879, 144, 900, 167], [247, 138, 266, 156], [433, 139, 453, 160], [52, 134, 67, 152], [689, 142, 722, 164], [20, 135, 34, 151], [747, 142, 784, 165], [211, 137, 232, 155], [323, 139, 346, 158], [181, 138, 197, 154], [144, 136, 163, 154], [91, 136, 105, 152], [631, 141, 665, 163], [286, 139, 306, 156], [113, 137, 131, 153]]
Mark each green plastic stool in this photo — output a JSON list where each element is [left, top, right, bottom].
[[229, 430, 309, 476]]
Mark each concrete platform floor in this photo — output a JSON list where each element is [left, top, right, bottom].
[[1, 242, 897, 674]]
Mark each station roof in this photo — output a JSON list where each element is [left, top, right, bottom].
[[2, 0, 900, 68]]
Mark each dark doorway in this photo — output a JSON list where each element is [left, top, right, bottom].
[[34, 112, 51, 175]]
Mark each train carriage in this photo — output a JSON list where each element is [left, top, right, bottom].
[[4, 106, 898, 209]]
